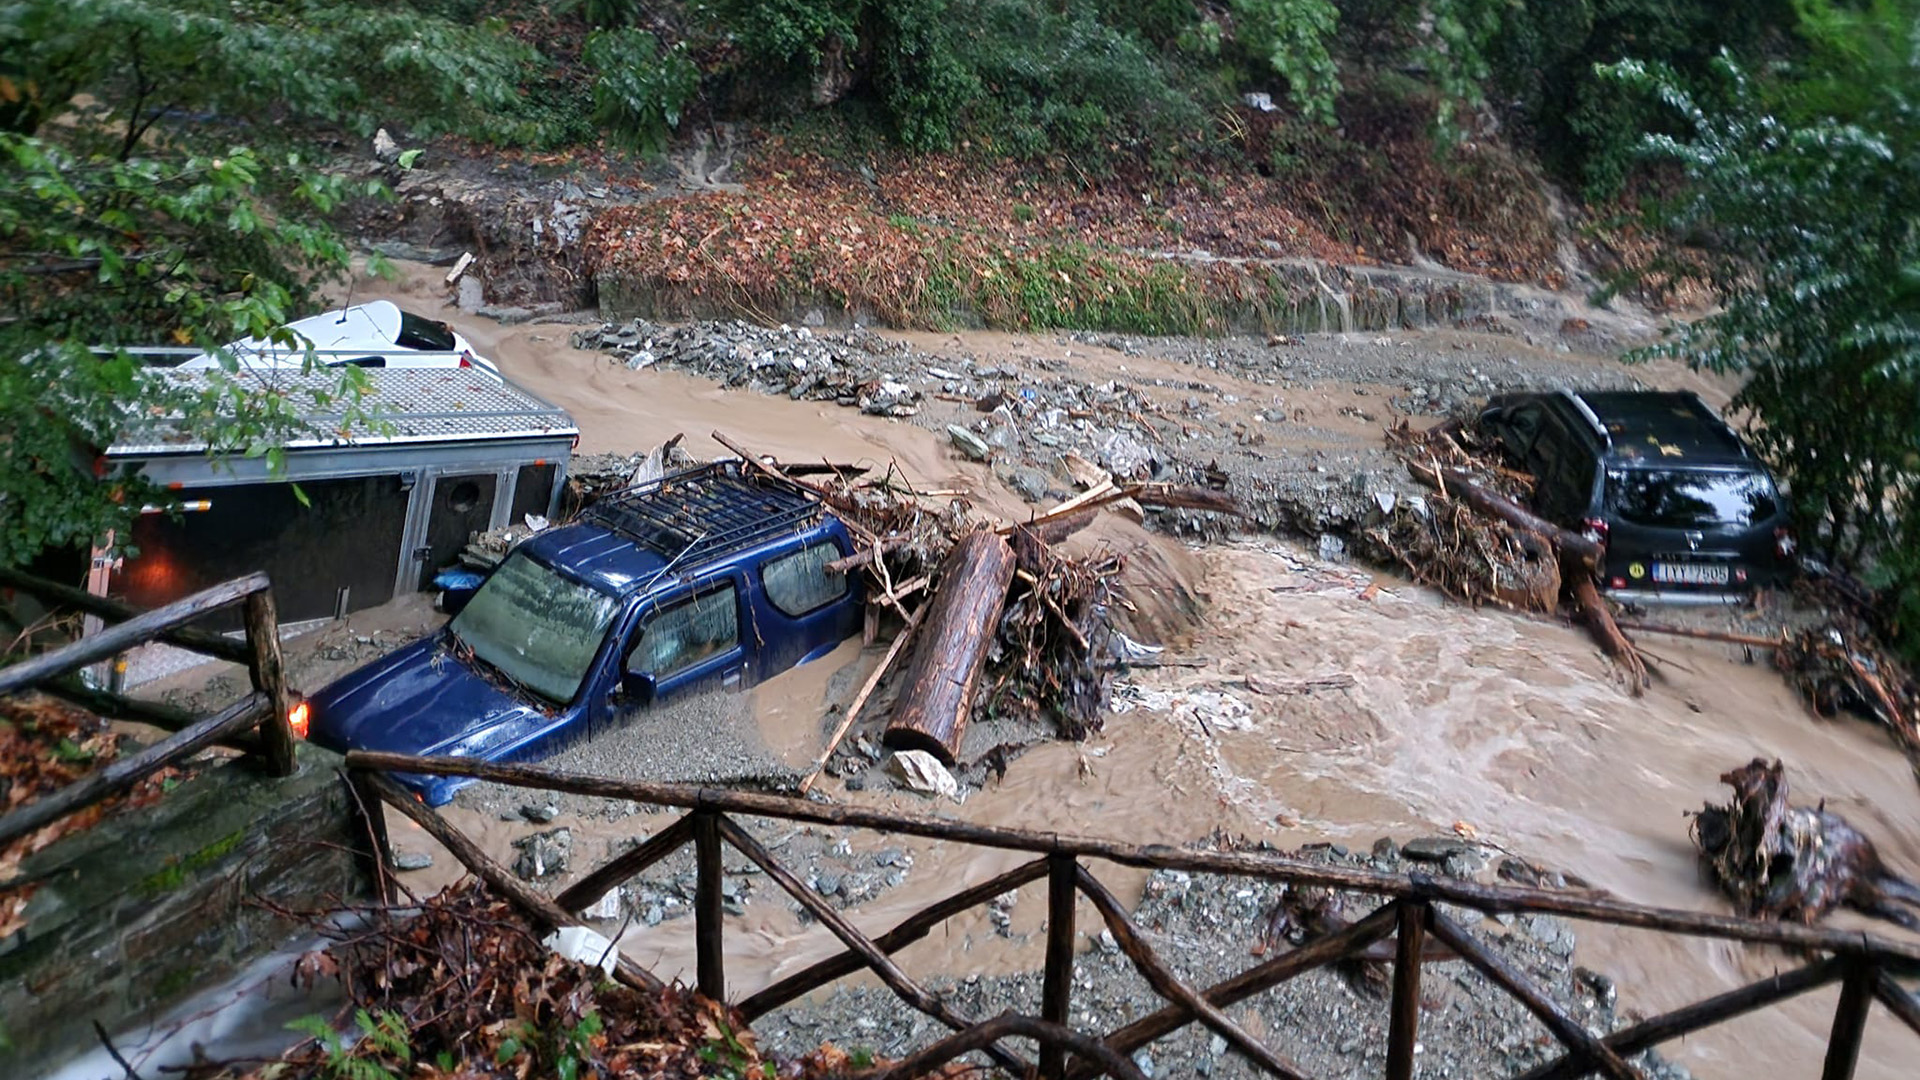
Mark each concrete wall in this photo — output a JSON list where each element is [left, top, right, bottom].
[[594, 256, 1502, 336], [0, 743, 371, 1077]]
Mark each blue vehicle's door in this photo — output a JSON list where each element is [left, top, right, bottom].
[[621, 573, 750, 707], [753, 536, 862, 678]]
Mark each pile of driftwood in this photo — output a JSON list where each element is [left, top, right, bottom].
[[1776, 624, 1920, 781], [1692, 758, 1920, 930], [694, 432, 1235, 790], [1381, 419, 1647, 693], [247, 880, 772, 1080]]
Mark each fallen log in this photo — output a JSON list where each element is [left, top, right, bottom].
[[1408, 462, 1602, 572], [884, 530, 1016, 765], [1571, 573, 1649, 695]]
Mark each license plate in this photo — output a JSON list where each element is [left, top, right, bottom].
[[1652, 562, 1730, 586]]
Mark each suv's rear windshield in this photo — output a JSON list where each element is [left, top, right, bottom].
[[1604, 468, 1779, 530], [450, 552, 620, 703], [396, 310, 457, 351]]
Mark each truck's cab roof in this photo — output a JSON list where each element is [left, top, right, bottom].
[[519, 461, 839, 598]]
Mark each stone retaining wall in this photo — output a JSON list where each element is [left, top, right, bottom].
[[0, 743, 370, 1077]]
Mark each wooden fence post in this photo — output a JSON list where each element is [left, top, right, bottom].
[[348, 770, 396, 905], [1821, 959, 1879, 1080], [1387, 901, 1425, 1080], [243, 588, 297, 777], [1041, 852, 1078, 1080], [694, 809, 726, 1003]]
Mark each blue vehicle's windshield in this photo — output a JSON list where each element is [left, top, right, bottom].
[[449, 552, 621, 703]]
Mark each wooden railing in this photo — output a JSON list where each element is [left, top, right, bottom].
[[344, 751, 1920, 1080], [0, 570, 298, 849]]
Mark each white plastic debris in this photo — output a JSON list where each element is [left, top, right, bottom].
[[523, 513, 549, 532], [544, 925, 620, 976], [888, 749, 960, 800]]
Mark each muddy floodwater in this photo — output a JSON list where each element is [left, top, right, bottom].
[[348, 268, 1920, 1079]]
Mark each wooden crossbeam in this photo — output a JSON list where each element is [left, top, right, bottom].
[[715, 814, 1030, 1075], [738, 856, 1051, 1020], [1426, 910, 1639, 1080], [1074, 864, 1315, 1080]]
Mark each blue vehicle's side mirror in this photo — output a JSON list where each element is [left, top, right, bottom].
[[620, 670, 657, 705]]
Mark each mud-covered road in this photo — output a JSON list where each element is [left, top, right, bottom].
[[294, 263, 1920, 1079]]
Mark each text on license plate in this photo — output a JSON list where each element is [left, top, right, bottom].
[[1652, 562, 1730, 585]]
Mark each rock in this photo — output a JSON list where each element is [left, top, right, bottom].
[[1098, 431, 1155, 480], [1316, 533, 1347, 562], [512, 827, 572, 880], [948, 424, 992, 462], [372, 127, 400, 163], [1443, 847, 1490, 879], [815, 873, 843, 897], [392, 850, 433, 872], [1574, 966, 1617, 1010], [1371, 836, 1400, 861], [1006, 466, 1054, 504], [581, 889, 622, 920], [1523, 914, 1576, 957], [521, 802, 560, 824], [1401, 836, 1472, 862], [1208, 1035, 1228, 1055], [1132, 1050, 1155, 1078], [888, 750, 960, 800]]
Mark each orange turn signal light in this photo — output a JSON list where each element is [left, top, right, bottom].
[[288, 700, 310, 739]]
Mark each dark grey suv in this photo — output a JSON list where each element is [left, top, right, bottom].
[[1478, 390, 1795, 599]]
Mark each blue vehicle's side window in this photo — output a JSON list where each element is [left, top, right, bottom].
[[762, 541, 849, 617], [626, 583, 739, 678]]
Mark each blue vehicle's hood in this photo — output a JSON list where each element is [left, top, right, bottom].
[[306, 632, 561, 782]]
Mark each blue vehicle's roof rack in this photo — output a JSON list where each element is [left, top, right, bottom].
[[580, 460, 823, 567]]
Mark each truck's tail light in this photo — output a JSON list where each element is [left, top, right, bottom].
[[1775, 527, 1797, 559], [288, 700, 310, 739], [1582, 517, 1610, 544]]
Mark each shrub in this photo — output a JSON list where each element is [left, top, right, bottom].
[[584, 28, 700, 153]]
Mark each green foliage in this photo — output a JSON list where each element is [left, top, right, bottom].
[[1480, 0, 1796, 197], [702, 0, 1210, 162], [585, 29, 700, 153], [699, 0, 863, 67], [287, 1010, 410, 1080], [1231, 0, 1341, 125], [0, 134, 378, 567], [0, 0, 544, 153], [1609, 44, 1920, 650]]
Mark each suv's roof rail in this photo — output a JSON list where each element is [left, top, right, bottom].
[[1559, 391, 1613, 452], [581, 460, 824, 569]]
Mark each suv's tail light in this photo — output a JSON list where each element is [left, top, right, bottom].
[[1582, 517, 1610, 544], [1774, 527, 1797, 559], [288, 699, 310, 739], [458, 350, 474, 368]]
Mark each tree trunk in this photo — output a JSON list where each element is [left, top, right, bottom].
[[883, 530, 1017, 765], [1409, 463, 1603, 572]]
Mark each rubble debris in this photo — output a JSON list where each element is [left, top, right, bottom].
[[247, 881, 766, 1080], [512, 826, 572, 880], [1691, 758, 1920, 929], [705, 431, 1231, 787], [1775, 625, 1920, 783], [1381, 418, 1647, 693]]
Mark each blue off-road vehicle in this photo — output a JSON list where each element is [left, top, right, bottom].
[[300, 461, 863, 804]]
